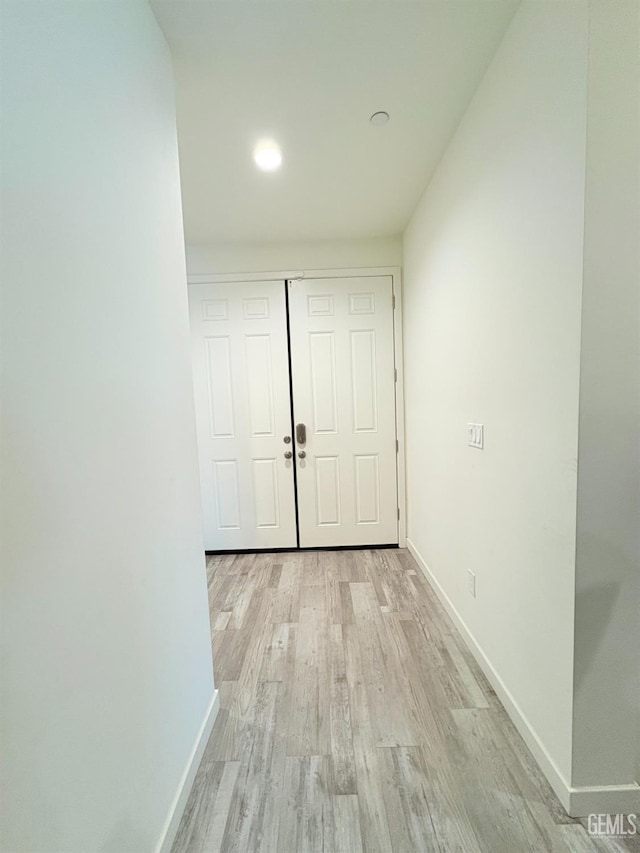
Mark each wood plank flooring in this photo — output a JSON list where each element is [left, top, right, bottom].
[[172, 550, 639, 853]]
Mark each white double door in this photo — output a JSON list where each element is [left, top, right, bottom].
[[189, 276, 398, 550]]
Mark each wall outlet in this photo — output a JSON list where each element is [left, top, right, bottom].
[[468, 423, 484, 449], [468, 570, 476, 597]]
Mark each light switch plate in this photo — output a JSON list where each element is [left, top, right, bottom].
[[468, 423, 484, 449]]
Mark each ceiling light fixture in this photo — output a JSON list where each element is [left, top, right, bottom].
[[253, 139, 282, 172], [370, 111, 390, 126]]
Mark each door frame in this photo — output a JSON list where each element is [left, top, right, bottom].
[[188, 266, 407, 547]]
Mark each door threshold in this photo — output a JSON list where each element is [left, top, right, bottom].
[[205, 543, 399, 556]]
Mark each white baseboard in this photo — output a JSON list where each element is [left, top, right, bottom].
[[405, 538, 640, 819], [156, 690, 220, 853], [568, 785, 640, 817]]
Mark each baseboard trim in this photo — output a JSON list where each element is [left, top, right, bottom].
[[405, 538, 640, 818], [568, 785, 640, 817], [156, 690, 220, 853]]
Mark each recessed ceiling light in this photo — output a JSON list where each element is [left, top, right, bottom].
[[253, 139, 282, 172], [370, 111, 390, 127]]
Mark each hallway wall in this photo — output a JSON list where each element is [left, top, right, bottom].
[[186, 236, 402, 277], [0, 3, 215, 850], [403, 0, 588, 796], [572, 0, 640, 796], [403, 0, 639, 814]]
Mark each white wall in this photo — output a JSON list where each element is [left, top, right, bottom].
[[0, 3, 214, 850], [572, 0, 639, 792], [186, 236, 402, 277], [403, 0, 588, 790], [403, 0, 640, 813]]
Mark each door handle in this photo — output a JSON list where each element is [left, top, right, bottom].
[[296, 422, 306, 444], [284, 450, 292, 459], [297, 450, 306, 459]]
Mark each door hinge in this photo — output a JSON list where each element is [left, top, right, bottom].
[[394, 368, 397, 383], [397, 508, 400, 520], [392, 293, 396, 310], [396, 439, 399, 453]]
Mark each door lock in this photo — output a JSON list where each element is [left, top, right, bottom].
[[283, 435, 291, 444], [295, 422, 307, 444]]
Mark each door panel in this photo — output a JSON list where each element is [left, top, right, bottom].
[[189, 282, 297, 550], [288, 276, 398, 547]]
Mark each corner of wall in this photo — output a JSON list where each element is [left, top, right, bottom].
[[156, 691, 220, 853]]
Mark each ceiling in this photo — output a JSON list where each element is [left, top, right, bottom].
[[150, 1, 519, 246]]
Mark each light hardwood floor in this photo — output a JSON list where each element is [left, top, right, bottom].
[[172, 549, 639, 853]]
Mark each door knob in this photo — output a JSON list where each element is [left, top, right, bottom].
[[298, 450, 306, 459], [283, 435, 291, 444], [284, 451, 292, 459], [296, 422, 306, 444]]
